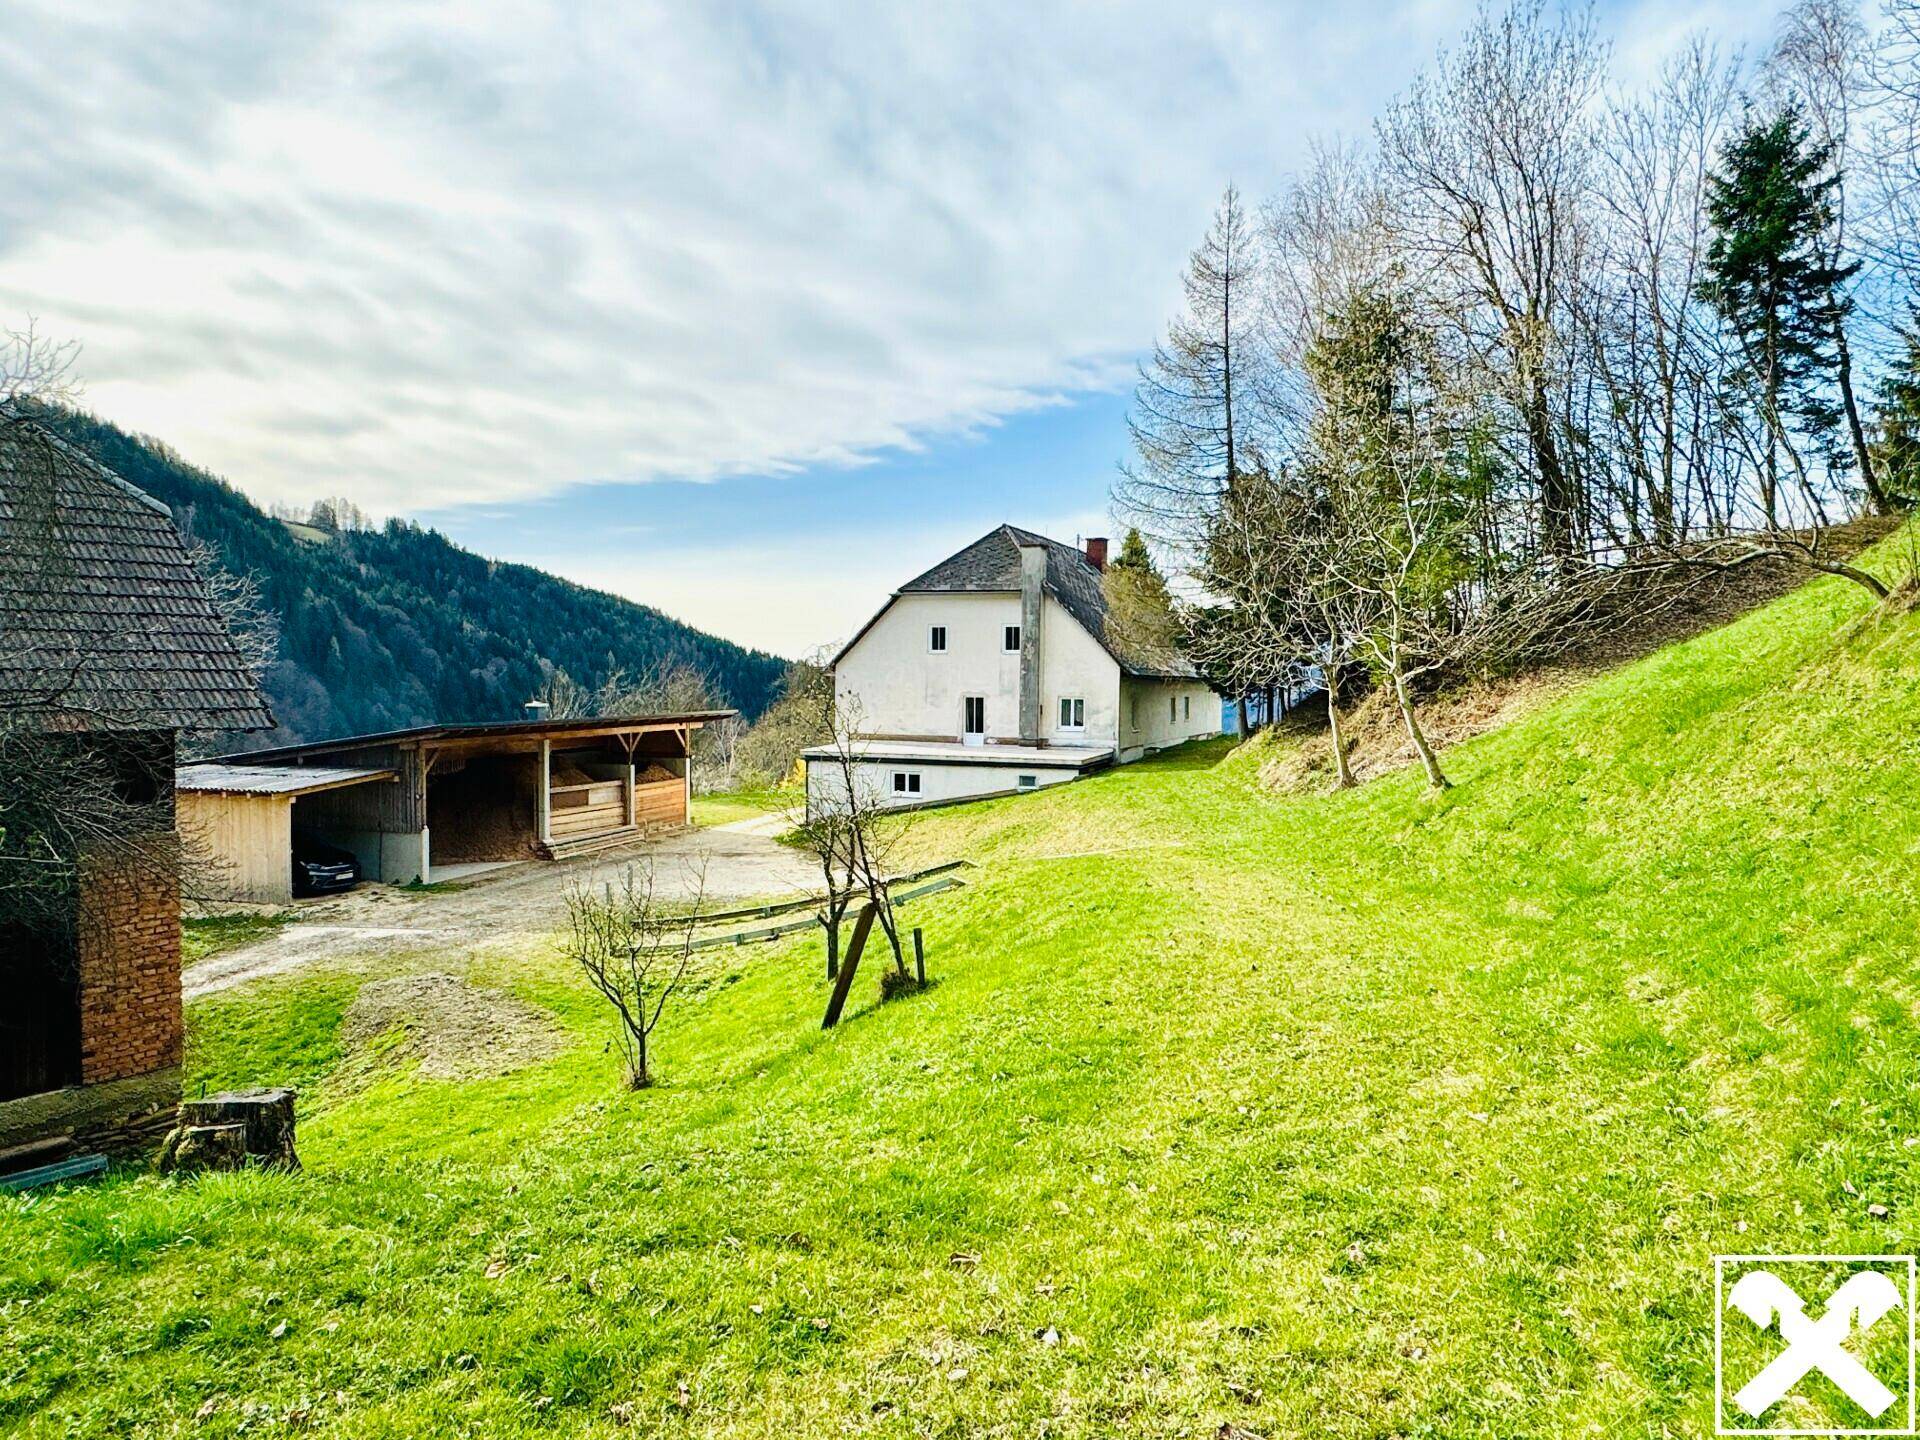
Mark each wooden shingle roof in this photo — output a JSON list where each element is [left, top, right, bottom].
[[0, 411, 273, 733]]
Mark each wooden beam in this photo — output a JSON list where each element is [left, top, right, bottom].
[[538, 738, 552, 846], [626, 756, 637, 828], [822, 903, 877, 1029]]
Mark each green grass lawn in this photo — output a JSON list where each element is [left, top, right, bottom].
[[690, 786, 798, 828], [8, 551, 1920, 1437], [181, 911, 295, 966]]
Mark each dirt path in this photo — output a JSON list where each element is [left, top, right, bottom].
[[183, 823, 818, 999]]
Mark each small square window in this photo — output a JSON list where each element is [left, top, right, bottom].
[[928, 626, 947, 652], [1058, 697, 1084, 730], [1004, 624, 1021, 652], [1017, 774, 1038, 790], [890, 771, 922, 796]]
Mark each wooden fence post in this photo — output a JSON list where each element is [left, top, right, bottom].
[[822, 903, 876, 1029], [913, 927, 925, 985]]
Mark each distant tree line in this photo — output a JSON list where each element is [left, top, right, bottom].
[[25, 406, 790, 751], [1122, 0, 1920, 788]]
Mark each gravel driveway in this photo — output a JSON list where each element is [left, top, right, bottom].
[[183, 820, 818, 999]]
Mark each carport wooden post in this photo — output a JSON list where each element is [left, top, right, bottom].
[[680, 726, 691, 823], [620, 731, 638, 829], [537, 738, 552, 846]]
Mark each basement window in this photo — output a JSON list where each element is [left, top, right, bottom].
[[1058, 697, 1085, 731], [891, 771, 922, 796], [1017, 774, 1039, 790], [928, 625, 948, 653], [1003, 624, 1022, 652]]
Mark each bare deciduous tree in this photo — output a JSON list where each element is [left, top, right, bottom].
[[563, 860, 708, 1089], [1191, 471, 1366, 787], [1378, 0, 1607, 562], [1578, 41, 1743, 546], [791, 693, 914, 985]]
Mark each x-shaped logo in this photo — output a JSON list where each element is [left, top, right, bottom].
[[1729, 1269, 1905, 1419]]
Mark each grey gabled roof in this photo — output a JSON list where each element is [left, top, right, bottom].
[[0, 411, 274, 732], [852, 523, 1195, 679]]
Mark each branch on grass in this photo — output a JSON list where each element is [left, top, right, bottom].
[[1627, 533, 1891, 600]]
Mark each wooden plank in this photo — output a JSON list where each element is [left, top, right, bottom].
[[822, 903, 876, 1028], [549, 800, 629, 836], [633, 780, 684, 824]]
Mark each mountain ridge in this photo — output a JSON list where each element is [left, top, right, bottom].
[[29, 406, 787, 749]]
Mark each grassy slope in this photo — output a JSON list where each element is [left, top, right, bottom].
[[689, 787, 797, 829], [7, 552, 1920, 1437]]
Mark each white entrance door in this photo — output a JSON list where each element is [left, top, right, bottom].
[[963, 695, 986, 745]]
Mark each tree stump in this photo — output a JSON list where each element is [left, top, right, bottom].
[[158, 1088, 299, 1175], [157, 1121, 247, 1175]]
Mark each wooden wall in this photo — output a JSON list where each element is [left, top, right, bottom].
[[178, 792, 294, 903]]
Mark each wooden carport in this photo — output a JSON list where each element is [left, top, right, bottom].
[[194, 710, 733, 887]]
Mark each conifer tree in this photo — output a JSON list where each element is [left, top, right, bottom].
[[1119, 186, 1269, 543], [1699, 106, 1857, 526], [1875, 319, 1920, 507]]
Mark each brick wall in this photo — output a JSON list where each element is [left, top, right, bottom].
[[74, 836, 182, 1085], [74, 730, 183, 1088]]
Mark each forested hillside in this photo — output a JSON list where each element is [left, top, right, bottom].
[[32, 407, 787, 748]]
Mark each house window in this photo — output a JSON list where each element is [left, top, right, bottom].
[[1058, 696, 1085, 730], [1129, 696, 1139, 729], [928, 625, 948, 652], [1170, 696, 1177, 722], [1184, 695, 1191, 721], [1017, 774, 1038, 790], [1003, 624, 1021, 652], [890, 771, 922, 796], [963, 695, 986, 736]]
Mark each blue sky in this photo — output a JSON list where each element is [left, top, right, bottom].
[[0, 0, 1779, 657], [416, 389, 1133, 657]]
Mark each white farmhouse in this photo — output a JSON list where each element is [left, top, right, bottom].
[[806, 526, 1221, 812]]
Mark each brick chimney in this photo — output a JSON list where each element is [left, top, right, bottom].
[[1084, 536, 1108, 571]]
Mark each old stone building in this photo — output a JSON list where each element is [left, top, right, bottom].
[[0, 410, 272, 1157]]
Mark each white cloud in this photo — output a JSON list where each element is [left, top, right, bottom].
[[0, 0, 1785, 588], [0, 0, 1508, 514]]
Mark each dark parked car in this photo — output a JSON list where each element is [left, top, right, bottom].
[[291, 831, 360, 897]]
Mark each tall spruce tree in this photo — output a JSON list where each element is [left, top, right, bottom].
[[1699, 106, 1857, 526], [1119, 186, 1268, 542]]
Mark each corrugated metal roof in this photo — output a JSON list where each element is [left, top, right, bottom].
[[0, 409, 274, 732], [176, 762, 396, 796], [213, 709, 734, 765]]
